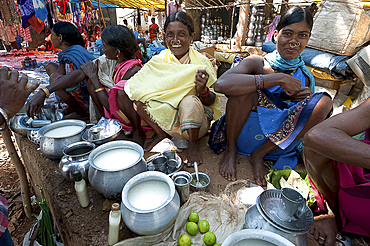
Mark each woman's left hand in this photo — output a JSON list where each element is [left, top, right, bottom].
[[195, 69, 209, 95], [290, 87, 313, 101]]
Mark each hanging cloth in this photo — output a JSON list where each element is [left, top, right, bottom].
[[20, 0, 35, 29], [32, 0, 48, 22]]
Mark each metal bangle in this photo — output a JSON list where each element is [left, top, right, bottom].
[[40, 87, 50, 98], [94, 87, 105, 93], [0, 108, 9, 131]]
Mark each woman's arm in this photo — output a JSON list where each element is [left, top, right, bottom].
[[26, 69, 87, 117], [214, 55, 301, 96], [303, 98, 370, 168]]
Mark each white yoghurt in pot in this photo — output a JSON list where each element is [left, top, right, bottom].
[[234, 239, 276, 246], [44, 125, 83, 138], [128, 180, 170, 210], [94, 148, 140, 170]]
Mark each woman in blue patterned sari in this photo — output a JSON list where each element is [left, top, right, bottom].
[[213, 6, 333, 185]]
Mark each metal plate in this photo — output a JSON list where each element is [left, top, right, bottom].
[[82, 121, 122, 145], [258, 189, 313, 232], [146, 153, 182, 177], [18, 111, 64, 131]]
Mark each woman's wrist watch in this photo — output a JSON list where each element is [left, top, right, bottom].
[[0, 108, 9, 131]]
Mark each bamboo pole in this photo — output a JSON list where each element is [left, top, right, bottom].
[[98, 0, 106, 28], [1, 129, 32, 219]]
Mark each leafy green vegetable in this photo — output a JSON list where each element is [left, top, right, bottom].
[[35, 185, 56, 246]]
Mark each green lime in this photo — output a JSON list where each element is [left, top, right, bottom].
[[198, 220, 209, 234], [214, 244, 220, 246], [188, 212, 199, 224], [186, 222, 198, 236], [204, 231, 216, 246], [178, 234, 191, 246]]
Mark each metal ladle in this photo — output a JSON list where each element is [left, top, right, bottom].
[[194, 161, 202, 187]]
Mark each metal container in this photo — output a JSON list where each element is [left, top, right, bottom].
[[222, 229, 294, 246], [9, 113, 28, 136], [38, 120, 86, 159], [172, 171, 192, 204], [121, 171, 180, 235], [59, 141, 95, 181], [190, 172, 210, 192], [88, 140, 147, 198], [245, 190, 313, 246]]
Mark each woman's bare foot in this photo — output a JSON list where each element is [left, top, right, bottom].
[[144, 132, 168, 151], [309, 210, 337, 246], [186, 141, 202, 167], [219, 147, 237, 181], [249, 152, 268, 186]]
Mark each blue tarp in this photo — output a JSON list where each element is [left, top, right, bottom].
[[91, 0, 118, 9]]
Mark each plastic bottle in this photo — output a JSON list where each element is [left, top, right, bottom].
[[73, 170, 89, 208], [108, 203, 121, 245]]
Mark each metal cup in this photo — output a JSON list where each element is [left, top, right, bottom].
[[172, 171, 192, 205], [88, 127, 105, 140], [167, 159, 178, 174], [163, 150, 176, 160], [278, 188, 306, 221], [152, 156, 168, 173], [41, 103, 56, 122]]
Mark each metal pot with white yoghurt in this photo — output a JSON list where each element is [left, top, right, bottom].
[[38, 120, 86, 159], [88, 140, 147, 198]]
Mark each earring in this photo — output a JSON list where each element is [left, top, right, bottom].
[[116, 50, 120, 59]]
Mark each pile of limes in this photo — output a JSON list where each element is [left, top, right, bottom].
[[178, 212, 219, 246]]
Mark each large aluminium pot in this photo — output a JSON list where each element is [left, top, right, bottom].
[[121, 171, 180, 235], [38, 120, 86, 159], [222, 229, 294, 246], [88, 140, 147, 198]]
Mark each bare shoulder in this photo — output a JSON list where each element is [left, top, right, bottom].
[[232, 55, 269, 74]]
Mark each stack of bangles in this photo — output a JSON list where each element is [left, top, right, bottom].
[[199, 87, 210, 97], [254, 75, 264, 90]]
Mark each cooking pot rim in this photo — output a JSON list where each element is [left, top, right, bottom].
[[122, 171, 175, 213], [63, 141, 96, 157], [222, 229, 295, 246], [88, 140, 144, 172], [38, 119, 86, 139]]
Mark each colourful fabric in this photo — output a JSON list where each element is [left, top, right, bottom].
[[20, 0, 35, 29], [58, 45, 94, 110], [32, 0, 48, 22], [124, 47, 222, 131], [58, 45, 95, 71], [0, 195, 8, 237], [337, 129, 370, 237], [264, 50, 316, 93], [149, 23, 159, 39], [107, 59, 152, 132], [267, 15, 281, 42]]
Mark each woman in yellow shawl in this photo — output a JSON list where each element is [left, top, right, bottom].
[[124, 11, 222, 166]]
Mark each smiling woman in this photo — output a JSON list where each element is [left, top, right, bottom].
[[123, 11, 222, 166], [212, 6, 333, 186]]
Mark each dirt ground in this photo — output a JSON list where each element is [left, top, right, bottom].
[[1, 96, 370, 245]]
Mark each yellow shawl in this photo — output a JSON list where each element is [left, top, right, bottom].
[[124, 47, 222, 131]]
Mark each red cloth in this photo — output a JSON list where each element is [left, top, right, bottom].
[[27, 15, 45, 34], [337, 129, 370, 237], [106, 59, 151, 133], [0, 195, 8, 236], [149, 23, 159, 38]]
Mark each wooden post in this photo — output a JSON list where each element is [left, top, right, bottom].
[[1, 129, 32, 219], [98, 0, 106, 28], [235, 1, 250, 50], [265, 0, 273, 20]]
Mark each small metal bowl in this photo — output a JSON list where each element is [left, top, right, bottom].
[[190, 172, 210, 192]]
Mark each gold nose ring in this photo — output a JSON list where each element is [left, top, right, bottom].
[[289, 42, 300, 48], [171, 40, 180, 45]]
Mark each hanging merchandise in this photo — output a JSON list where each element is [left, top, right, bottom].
[[32, 0, 48, 22], [57, 0, 68, 15], [20, 0, 35, 29], [0, 0, 12, 26]]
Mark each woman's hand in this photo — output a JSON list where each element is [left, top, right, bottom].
[[194, 69, 209, 95], [81, 60, 98, 79], [26, 90, 46, 118], [0, 67, 39, 118], [289, 87, 313, 102], [279, 73, 301, 96]]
